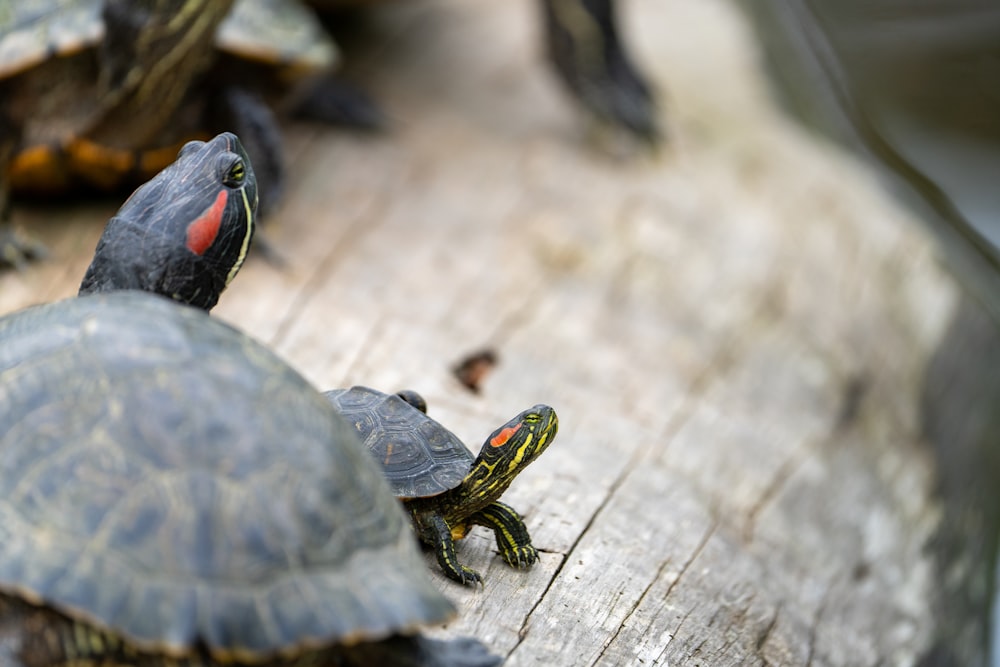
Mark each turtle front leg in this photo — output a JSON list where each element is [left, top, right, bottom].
[[0, 186, 47, 271], [424, 513, 483, 586], [0, 123, 47, 271], [0, 224, 47, 271], [468, 502, 539, 569]]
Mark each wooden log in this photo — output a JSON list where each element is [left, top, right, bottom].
[[0, 0, 973, 664]]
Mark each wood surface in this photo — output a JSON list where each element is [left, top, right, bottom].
[[0, 1, 960, 664]]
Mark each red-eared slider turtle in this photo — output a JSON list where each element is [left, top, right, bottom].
[[0, 134, 497, 666], [324, 386, 559, 586], [0, 0, 359, 268]]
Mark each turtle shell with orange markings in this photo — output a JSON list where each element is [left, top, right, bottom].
[[0, 0, 336, 202], [324, 385, 559, 586], [0, 0, 228, 195]]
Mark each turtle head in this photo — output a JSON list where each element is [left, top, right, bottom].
[[79, 132, 257, 311], [395, 389, 428, 414], [465, 405, 559, 501]]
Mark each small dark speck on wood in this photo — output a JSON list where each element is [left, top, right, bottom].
[[452, 348, 499, 393]]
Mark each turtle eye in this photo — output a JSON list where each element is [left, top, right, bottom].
[[221, 156, 246, 188]]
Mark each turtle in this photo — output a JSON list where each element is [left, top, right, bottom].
[[304, 0, 662, 146], [324, 385, 559, 586], [0, 133, 499, 666], [0, 0, 366, 269]]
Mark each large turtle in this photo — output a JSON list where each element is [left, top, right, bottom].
[[0, 0, 356, 268], [325, 386, 559, 586], [0, 133, 497, 666]]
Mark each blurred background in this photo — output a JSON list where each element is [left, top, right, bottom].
[[3, 0, 1000, 664]]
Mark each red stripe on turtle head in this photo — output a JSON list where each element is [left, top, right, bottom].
[[186, 189, 228, 255], [490, 423, 522, 448]]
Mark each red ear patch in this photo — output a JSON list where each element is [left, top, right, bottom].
[[186, 189, 228, 255], [490, 423, 522, 448]]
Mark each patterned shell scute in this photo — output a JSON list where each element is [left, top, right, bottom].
[[0, 0, 103, 78], [217, 0, 339, 71], [0, 292, 453, 657], [325, 386, 475, 500]]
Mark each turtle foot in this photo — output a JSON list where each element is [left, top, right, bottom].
[[502, 544, 539, 570], [450, 564, 483, 587], [345, 634, 503, 667], [295, 76, 387, 132], [0, 226, 47, 271]]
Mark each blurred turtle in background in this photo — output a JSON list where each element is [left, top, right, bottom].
[[0, 0, 660, 270], [0, 0, 357, 269], [304, 0, 663, 146]]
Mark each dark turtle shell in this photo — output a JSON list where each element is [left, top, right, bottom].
[[325, 386, 475, 500], [0, 294, 453, 661]]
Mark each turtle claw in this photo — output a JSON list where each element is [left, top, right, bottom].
[[426, 514, 484, 586], [502, 545, 539, 570], [454, 565, 483, 587]]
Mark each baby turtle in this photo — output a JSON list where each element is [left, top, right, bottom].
[[325, 386, 559, 586], [0, 134, 496, 666]]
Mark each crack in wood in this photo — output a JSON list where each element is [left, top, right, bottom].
[[744, 368, 871, 542], [534, 287, 765, 665], [591, 522, 717, 667], [755, 603, 781, 652], [504, 306, 738, 661], [832, 373, 869, 433], [743, 441, 812, 543], [615, 521, 719, 667], [805, 582, 834, 667], [508, 451, 640, 660]]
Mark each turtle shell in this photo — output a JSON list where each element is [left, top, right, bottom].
[[325, 386, 475, 500], [0, 0, 338, 194], [0, 0, 106, 153], [0, 1, 103, 80], [218, 0, 339, 74], [0, 293, 453, 661]]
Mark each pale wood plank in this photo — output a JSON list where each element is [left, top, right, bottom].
[[0, 0, 959, 664]]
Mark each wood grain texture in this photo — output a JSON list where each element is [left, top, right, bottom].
[[0, 1, 957, 665]]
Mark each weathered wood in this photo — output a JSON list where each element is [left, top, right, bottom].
[[0, 0, 962, 664]]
